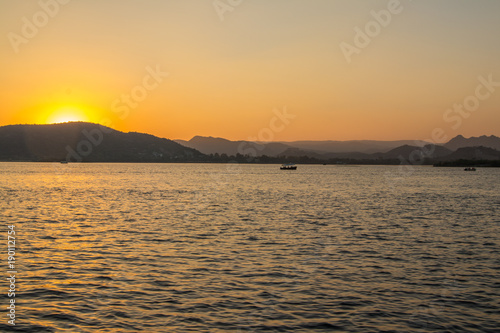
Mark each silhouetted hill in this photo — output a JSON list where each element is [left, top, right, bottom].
[[444, 135, 500, 151], [2, 125, 499, 165], [0, 122, 204, 162], [175, 136, 431, 157], [277, 144, 452, 161], [437, 146, 500, 161]]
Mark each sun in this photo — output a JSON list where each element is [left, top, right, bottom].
[[46, 107, 90, 124]]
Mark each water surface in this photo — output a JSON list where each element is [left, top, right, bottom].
[[1, 163, 499, 332]]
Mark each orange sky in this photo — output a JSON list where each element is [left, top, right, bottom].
[[1, 0, 499, 142]]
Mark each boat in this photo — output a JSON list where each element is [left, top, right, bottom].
[[464, 167, 476, 171], [280, 163, 297, 170], [60, 160, 69, 164]]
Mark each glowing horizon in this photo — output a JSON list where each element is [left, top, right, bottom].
[[44, 107, 90, 124], [1, 1, 499, 142]]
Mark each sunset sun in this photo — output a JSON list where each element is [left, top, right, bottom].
[[46, 107, 90, 124]]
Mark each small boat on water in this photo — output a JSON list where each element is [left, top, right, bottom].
[[60, 160, 68, 164], [464, 167, 476, 171], [280, 163, 297, 170]]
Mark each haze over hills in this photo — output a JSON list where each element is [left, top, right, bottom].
[[280, 140, 431, 154], [175, 136, 292, 157], [0, 122, 202, 162], [175, 136, 431, 156]]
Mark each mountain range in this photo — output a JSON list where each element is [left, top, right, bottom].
[[175, 136, 431, 156], [175, 135, 500, 161], [443, 135, 500, 151], [0, 122, 499, 164]]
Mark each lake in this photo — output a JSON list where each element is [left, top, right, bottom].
[[1, 163, 499, 332]]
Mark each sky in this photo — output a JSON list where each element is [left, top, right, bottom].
[[0, 0, 499, 142]]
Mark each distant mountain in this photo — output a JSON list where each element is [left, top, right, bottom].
[[175, 136, 293, 156], [278, 144, 453, 162], [437, 146, 500, 161], [444, 135, 500, 151], [175, 136, 431, 157], [375, 144, 452, 160], [174, 135, 500, 165], [0, 122, 203, 162], [285, 140, 430, 154], [277, 147, 329, 160]]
